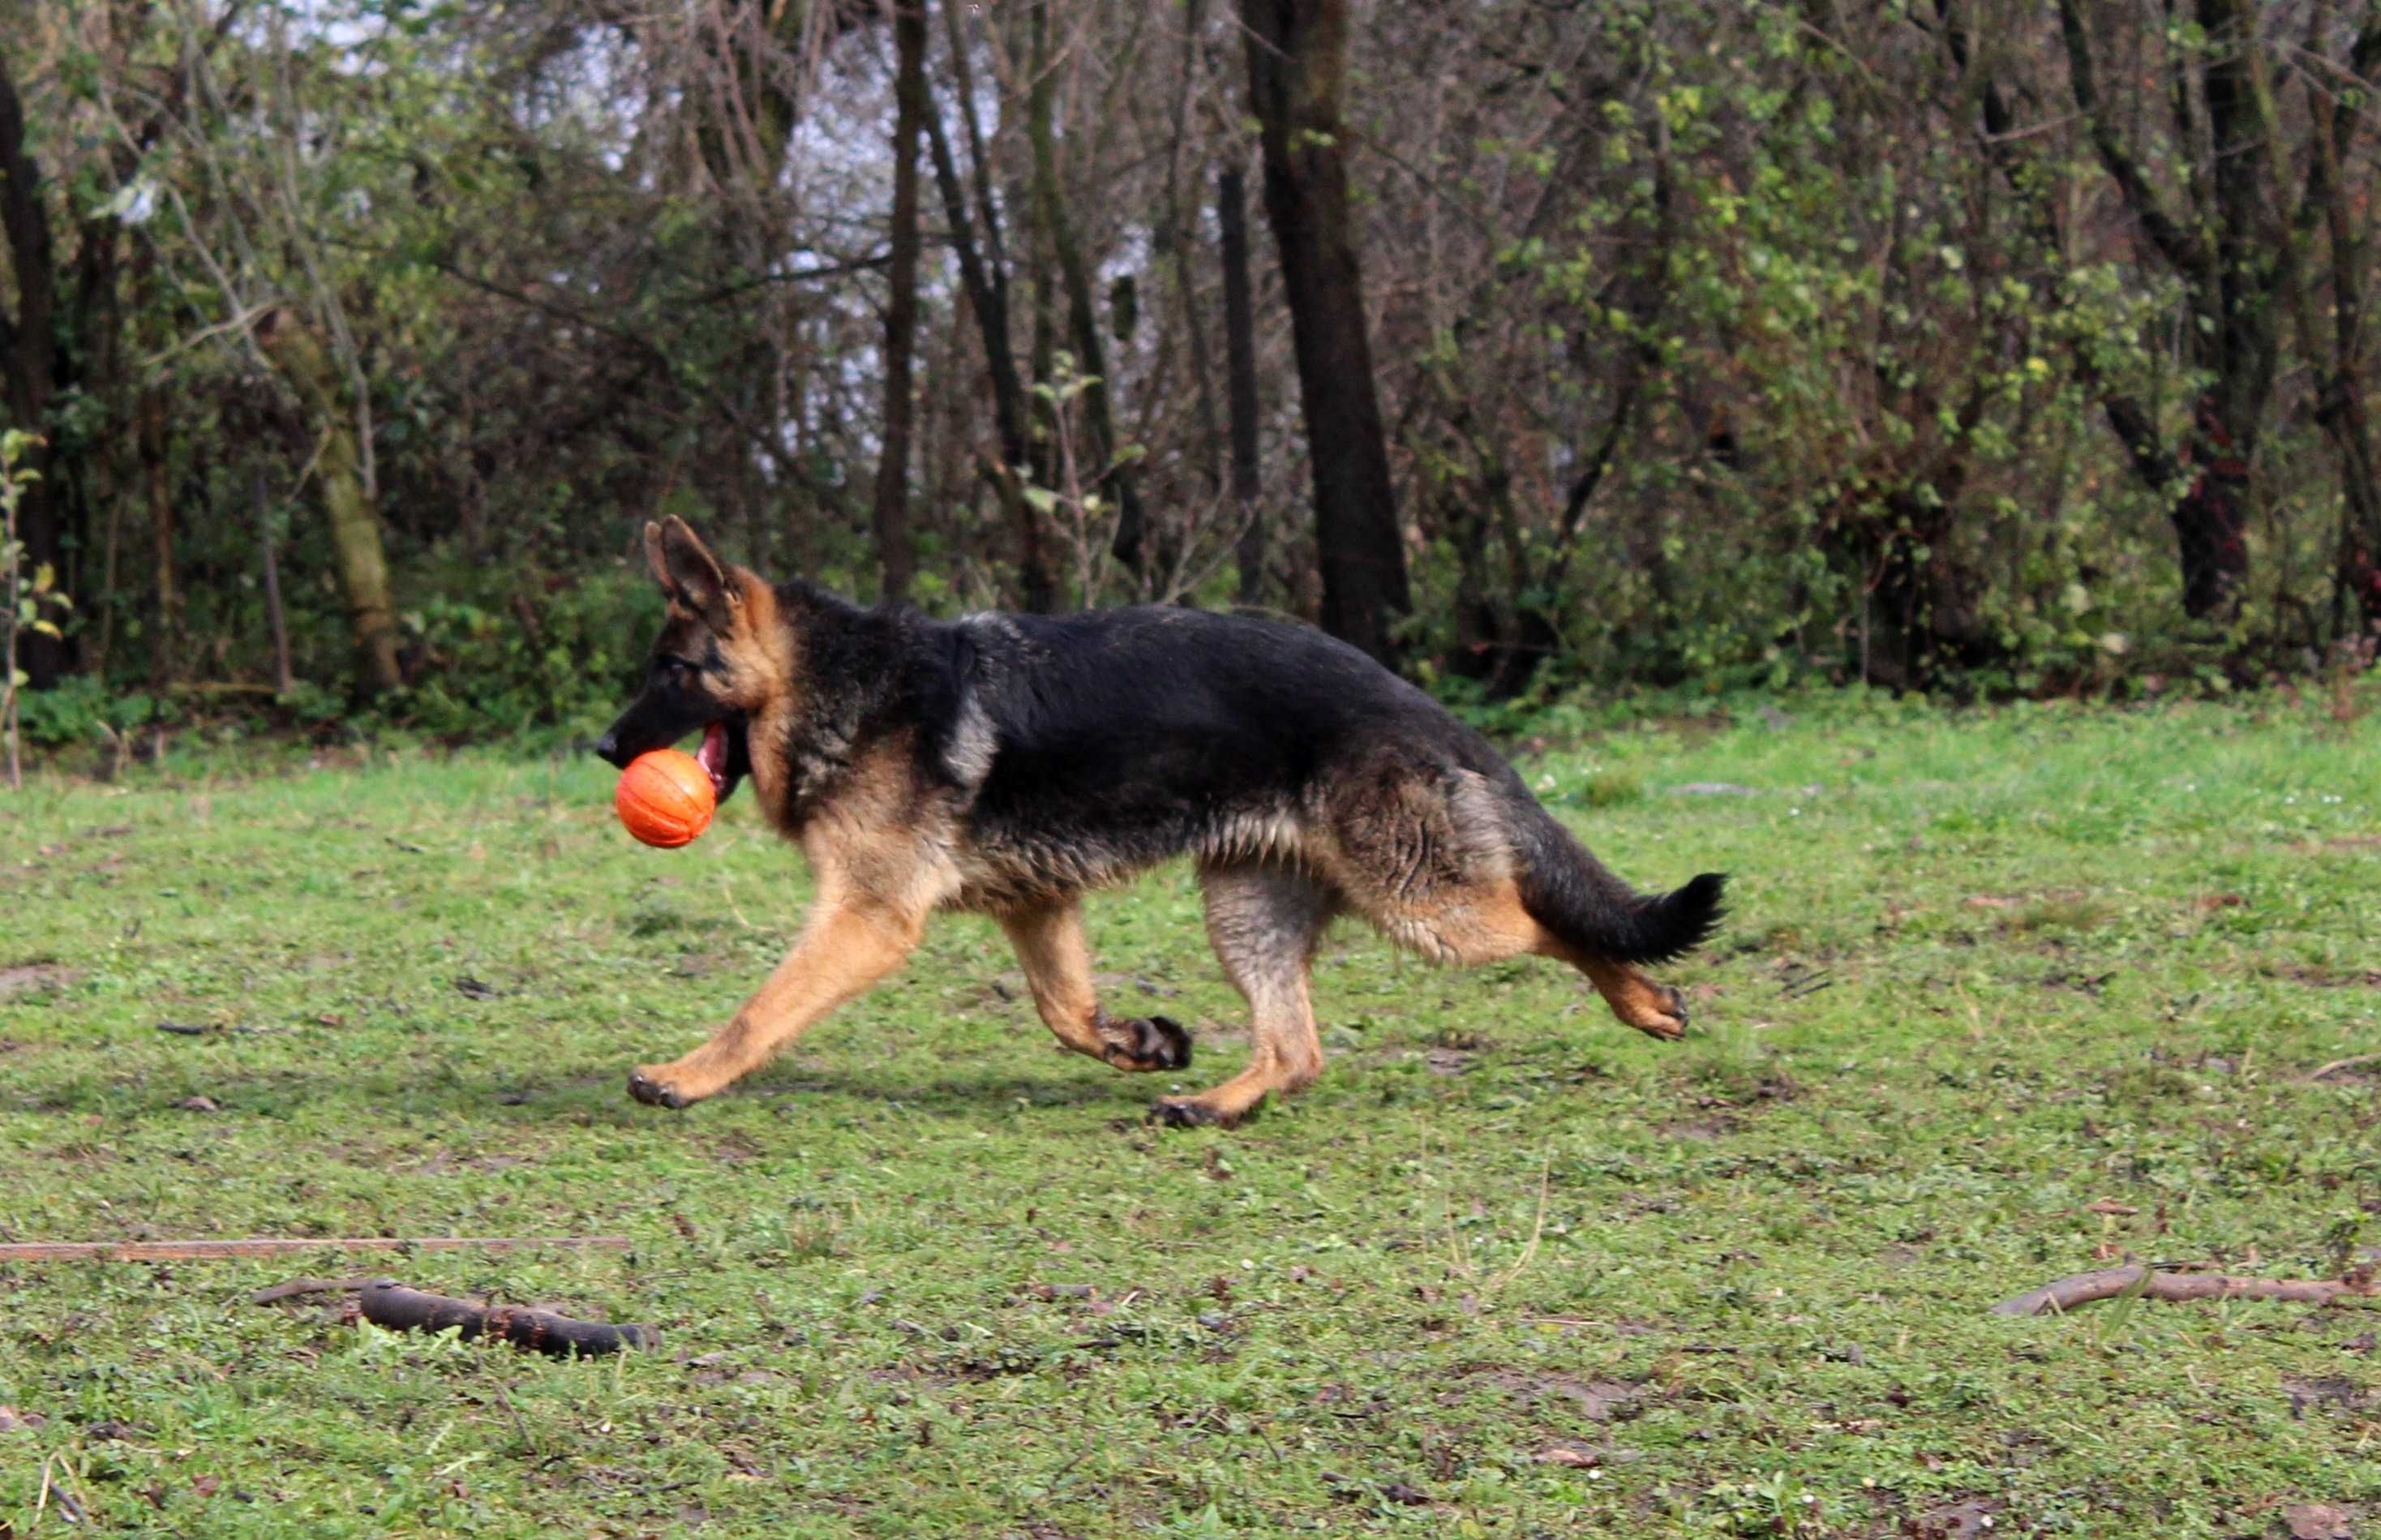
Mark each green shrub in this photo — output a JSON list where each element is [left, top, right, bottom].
[[14, 675, 161, 748], [380, 562, 666, 743]]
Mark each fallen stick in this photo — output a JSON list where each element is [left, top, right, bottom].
[[0, 1236, 632, 1263], [249, 1276, 363, 1305], [2307, 1052, 2381, 1082], [1990, 1265, 2379, 1317], [355, 1280, 654, 1357], [156, 1021, 290, 1036]]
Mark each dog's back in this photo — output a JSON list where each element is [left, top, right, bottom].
[[950, 605, 1494, 883]]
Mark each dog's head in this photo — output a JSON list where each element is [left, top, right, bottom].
[[594, 517, 774, 802]]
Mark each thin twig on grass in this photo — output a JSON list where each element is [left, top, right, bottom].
[[37, 1452, 88, 1524], [493, 1383, 540, 1456], [0, 1235, 632, 1263], [2306, 1052, 2381, 1081], [1485, 1161, 1553, 1293], [156, 1020, 290, 1036], [248, 1276, 363, 1305]]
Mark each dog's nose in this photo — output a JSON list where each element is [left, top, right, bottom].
[[594, 731, 622, 766]]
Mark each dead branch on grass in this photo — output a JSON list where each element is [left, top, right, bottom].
[[2306, 1052, 2381, 1081], [1991, 1263, 2379, 1317], [0, 1235, 631, 1263], [352, 1280, 654, 1357]]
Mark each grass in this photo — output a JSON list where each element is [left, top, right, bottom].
[[2, 691, 2377, 1538]]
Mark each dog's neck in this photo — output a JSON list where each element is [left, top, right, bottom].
[[750, 583, 920, 833]]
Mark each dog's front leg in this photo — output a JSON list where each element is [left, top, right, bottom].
[[628, 885, 926, 1109]]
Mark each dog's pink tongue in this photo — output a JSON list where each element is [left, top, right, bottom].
[[697, 723, 729, 794]]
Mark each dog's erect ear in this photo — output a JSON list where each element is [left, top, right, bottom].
[[641, 521, 674, 593], [644, 517, 736, 627]]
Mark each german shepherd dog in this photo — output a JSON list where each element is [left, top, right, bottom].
[[595, 519, 1724, 1126]]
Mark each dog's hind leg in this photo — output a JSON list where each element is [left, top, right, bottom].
[[1565, 954, 1690, 1039], [1353, 873, 1689, 1040], [628, 886, 926, 1109], [1000, 900, 1191, 1072], [1151, 863, 1335, 1128], [1320, 765, 1693, 1040]]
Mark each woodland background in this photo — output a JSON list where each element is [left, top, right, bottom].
[[6, 0, 2381, 751]]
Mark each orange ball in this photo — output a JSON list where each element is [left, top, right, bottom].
[[615, 749, 716, 848]]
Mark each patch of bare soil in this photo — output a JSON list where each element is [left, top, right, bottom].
[[2282, 1502, 2360, 1540], [1903, 1495, 2006, 1538], [2284, 1376, 2377, 1419], [1455, 1364, 1641, 1421], [0, 962, 83, 1002]]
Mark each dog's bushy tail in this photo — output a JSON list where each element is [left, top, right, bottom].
[[1513, 807, 1726, 966]]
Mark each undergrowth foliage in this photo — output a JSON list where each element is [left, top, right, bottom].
[[6, 2, 2381, 731], [11, 564, 664, 752], [2, 431, 70, 787]]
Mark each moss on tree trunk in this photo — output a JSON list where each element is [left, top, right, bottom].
[[260, 314, 400, 695]]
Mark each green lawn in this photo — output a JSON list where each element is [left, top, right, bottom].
[[2, 693, 2377, 1538]]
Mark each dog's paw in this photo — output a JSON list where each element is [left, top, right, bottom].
[[1100, 1015, 1192, 1073], [1148, 1094, 1238, 1129], [1632, 984, 1689, 1040], [626, 1068, 693, 1109]]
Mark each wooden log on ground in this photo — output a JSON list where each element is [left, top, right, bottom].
[[355, 1280, 654, 1357]]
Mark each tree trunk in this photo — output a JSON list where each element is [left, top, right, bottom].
[[258, 314, 401, 695], [2057, 0, 2281, 626], [1950, 0, 2203, 636], [1025, 0, 1148, 581], [138, 387, 178, 687], [1441, 473, 1501, 685], [254, 464, 294, 696], [0, 54, 69, 688], [2321, 394, 2381, 637], [1424, 380, 1559, 697], [871, 0, 927, 606], [2173, 397, 2252, 623], [1155, 0, 1217, 603], [2303, 1, 2381, 635], [1219, 165, 1265, 606], [1857, 505, 1946, 692], [923, 32, 1054, 611], [1022, 3, 1059, 499], [68, 204, 132, 684], [2186, 0, 2274, 625], [1237, 0, 1411, 667], [2341, 495, 2381, 632]]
